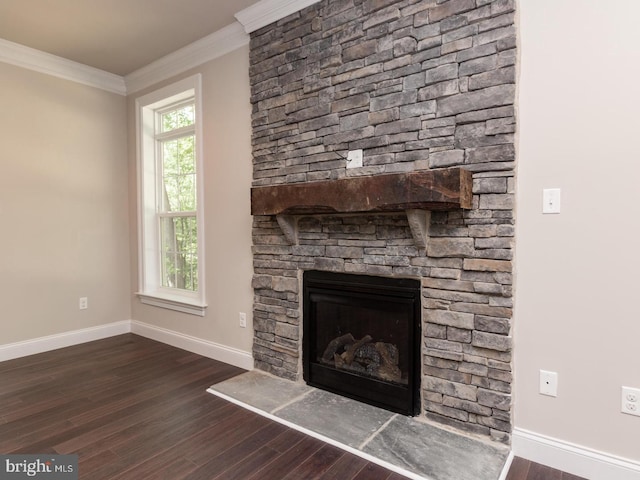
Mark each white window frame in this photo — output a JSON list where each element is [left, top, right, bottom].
[[135, 75, 206, 316]]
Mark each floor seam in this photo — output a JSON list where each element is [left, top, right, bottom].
[[210, 371, 509, 480], [271, 387, 314, 415], [207, 385, 428, 480], [358, 413, 398, 450]]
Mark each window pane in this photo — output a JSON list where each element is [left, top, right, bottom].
[[161, 135, 196, 213], [178, 136, 195, 173], [160, 216, 198, 291], [178, 174, 196, 211], [161, 104, 195, 132]]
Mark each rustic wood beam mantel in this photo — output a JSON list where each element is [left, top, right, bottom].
[[251, 168, 473, 249], [251, 168, 472, 216]]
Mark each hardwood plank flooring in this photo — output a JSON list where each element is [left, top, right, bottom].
[[0, 334, 584, 480], [506, 457, 587, 480]]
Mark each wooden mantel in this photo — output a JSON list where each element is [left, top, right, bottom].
[[251, 168, 472, 215], [250, 168, 473, 249]]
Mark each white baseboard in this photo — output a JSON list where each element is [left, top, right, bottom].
[[513, 428, 640, 480], [498, 451, 514, 480], [131, 320, 254, 371], [0, 320, 254, 372], [0, 321, 131, 362]]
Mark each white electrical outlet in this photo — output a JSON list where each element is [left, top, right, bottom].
[[539, 370, 558, 397], [79, 297, 88, 310], [621, 386, 640, 417], [239, 312, 247, 328]]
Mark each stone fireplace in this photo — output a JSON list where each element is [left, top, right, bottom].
[[249, 0, 516, 444]]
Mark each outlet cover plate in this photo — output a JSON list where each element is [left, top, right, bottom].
[[622, 386, 640, 416]]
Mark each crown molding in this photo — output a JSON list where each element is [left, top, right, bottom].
[[0, 21, 248, 97], [125, 21, 249, 95], [1, 0, 308, 97], [0, 38, 126, 95], [235, 0, 323, 34]]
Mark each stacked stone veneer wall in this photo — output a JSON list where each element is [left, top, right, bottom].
[[250, 0, 516, 443]]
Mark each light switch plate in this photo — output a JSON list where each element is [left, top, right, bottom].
[[540, 370, 558, 397], [346, 149, 363, 169], [543, 188, 561, 214]]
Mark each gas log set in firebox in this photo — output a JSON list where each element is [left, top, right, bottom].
[[320, 333, 404, 384]]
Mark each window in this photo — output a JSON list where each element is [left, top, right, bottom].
[[136, 75, 206, 315]]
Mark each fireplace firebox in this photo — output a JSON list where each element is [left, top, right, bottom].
[[303, 270, 421, 415]]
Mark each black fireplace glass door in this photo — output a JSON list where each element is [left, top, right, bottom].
[[303, 271, 421, 415]]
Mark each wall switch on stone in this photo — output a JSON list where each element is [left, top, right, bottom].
[[346, 149, 363, 169]]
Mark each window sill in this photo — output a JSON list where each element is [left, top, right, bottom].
[[136, 292, 207, 317]]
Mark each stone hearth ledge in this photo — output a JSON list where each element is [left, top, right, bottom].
[[207, 370, 510, 480]]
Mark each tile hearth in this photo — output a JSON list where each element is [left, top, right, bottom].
[[208, 370, 509, 480]]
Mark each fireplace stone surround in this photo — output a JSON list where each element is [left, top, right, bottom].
[[250, 0, 516, 444]]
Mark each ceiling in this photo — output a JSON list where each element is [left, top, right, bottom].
[[0, 0, 260, 76]]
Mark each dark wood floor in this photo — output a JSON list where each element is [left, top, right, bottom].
[[506, 457, 586, 480], [0, 334, 583, 480]]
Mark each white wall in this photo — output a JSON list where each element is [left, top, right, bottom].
[[0, 63, 131, 345], [0, 39, 255, 368], [128, 45, 255, 364], [515, 0, 640, 468]]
